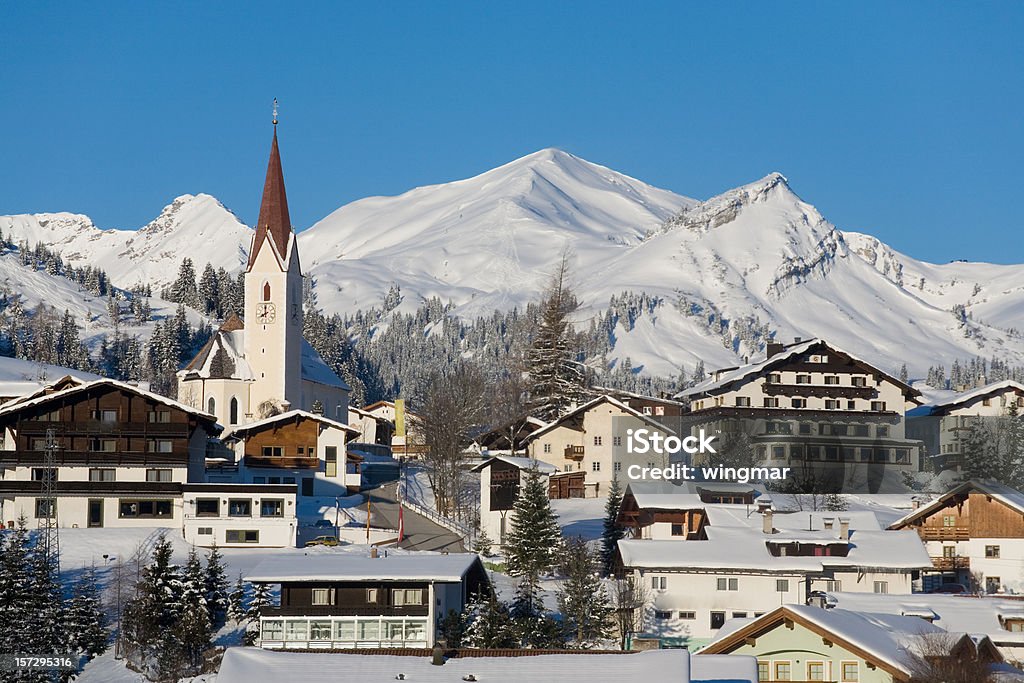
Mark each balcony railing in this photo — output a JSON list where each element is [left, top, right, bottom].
[[564, 445, 585, 461], [244, 456, 320, 470], [919, 527, 970, 541], [0, 450, 188, 467], [763, 382, 877, 400], [18, 421, 189, 436], [261, 605, 430, 618], [931, 556, 970, 570]]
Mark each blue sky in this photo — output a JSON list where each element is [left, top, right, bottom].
[[2, 2, 1022, 263]]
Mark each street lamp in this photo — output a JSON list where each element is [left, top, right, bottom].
[[102, 554, 123, 660]]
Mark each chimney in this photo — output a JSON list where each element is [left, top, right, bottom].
[[431, 643, 445, 666], [762, 509, 774, 535], [766, 342, 784, 358], [823, 517, 834, 531], [757, 496, 773, 513], [839, 517, 850, 540], [370, 547, 379, 558]]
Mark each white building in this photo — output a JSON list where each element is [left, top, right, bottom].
[[177, 125, 350, 428], [182, 483, 297, 547], [524, 395, 674, 498], [888, 479, 1024, 593], [471, 455, 558, 547], [615, 482, 931, 644]]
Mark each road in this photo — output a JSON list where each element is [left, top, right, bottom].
[[364, 482, 466, 553]]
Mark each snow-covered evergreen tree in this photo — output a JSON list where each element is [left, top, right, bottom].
[[462, 590, 516, 648], [176, 548, 212, 670], [204, 542, 230, 628], [504, 466, 561, 595], [244, 582, 272, 645], [227, 573, 247, 624], [509, 579, 565, 649], [67, 565, 110, 659], [599, 477, 625, 576], [557, 537, 613, 648]]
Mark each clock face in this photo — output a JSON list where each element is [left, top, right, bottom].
[[256, 303, 276, 323]]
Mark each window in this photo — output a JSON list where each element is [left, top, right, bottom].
[[842, 661, 859, 681], [768, 373, 782, 384], [262, 281, 271, 301], [895, 448, 910, 464], [807, 661, 825, 681], [853, 424, 869, 437], [196, 498, 220, 517], [228, 499, 252, 517], [261, 446, 284, 457], [732, 611, 747, 618], [146, 469, 172, 482], [613, 436, 622, 447], [943, 515, 956, 527], [325, 446, 338, 477], [88, 468, 115, 482], [763, 397, 779, 408], [678, 611, 696, 619], [943, 545, 956, 558], [312, 588, 335, 606], [225, 529, 259, 544], [824, 580, 842, 591], [710, 611, 726, 629], [716, 578, 738, 591], [261, 499, 284, 517], [790, 445, 804, 460], [877, 425, 890, 437], [591, 462, 600, 472], [119, 499, 172, 518], [92, 409, 118, 422], [148, 410, 171, 423], [366, 588, 379, 603], [392, 588, 424, 606], [799, 422, 812, 435], [543, 443, 551, 453], [593, 436, 602, 446], [735, 396, 751, 407], [90, 439, 117, 452], [197, 527, 213, 535], [986, 545, 1001, 558], [651, 576, 666, 590], [642, 406, 653, 415], [874, 581, 888, 594], [791, 398, 806, 408], [207, 396, 216, 414], [772, 446, 786, 460], [847, 400, 856, 410], [825, 399, 839, 410], [758, 662, 770, 681], [824, 375, 840, 385], [851, 376, 867, 387], [871, 401, 887, 411], [654, 610, 672, 620], [671, 523, 685, 536], [775, 661, 792, 681], [147, 439, 173, 453], [30, 438, 48, 451], [796, 374, 811, 384], [32, 468, 57, 482], [35, 498, 56, 518], [987, 576, 1002, 593], [776, 579, 789, 592], [613, 462, 621, 472]]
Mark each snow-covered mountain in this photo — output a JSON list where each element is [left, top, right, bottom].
[[3, 149, 1023, 378]]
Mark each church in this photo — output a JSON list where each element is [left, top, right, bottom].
[[177, 123, 350, 427]]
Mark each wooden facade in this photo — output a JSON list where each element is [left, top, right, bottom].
[[903, 491, 1024, 540], [548, 471, 585, 499], [242, 417, 320, 469]]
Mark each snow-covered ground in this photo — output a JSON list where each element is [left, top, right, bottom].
[[551, 497, 605, 541]]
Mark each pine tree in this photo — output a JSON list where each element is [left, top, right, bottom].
[[898, 363, 909, 384], [204, 542, 230, 628], [171, 257, 200, 308], [510, 579, 565, 649], [462, 590, 516, 649], [1004, 401, 1024, 489], [122, 534, 181, 666], [67, 565, 110, 659], [960, 418, 992, 481], [244, 582, 272, 645], [505, 466, 561, 595], [599, 477, 625, 576], [176, 548, 212, 670], [198, 263, 221, 317], [0, 517, 33, 654], [227, 573, 247, 624], [558, 537, 614, 648], [526, 255, 586, 420], [472, 524, 494, 557]]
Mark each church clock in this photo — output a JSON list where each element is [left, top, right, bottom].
[[256, 302, 276, 323]]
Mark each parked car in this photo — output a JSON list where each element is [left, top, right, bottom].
[[314, 519, 335, 528], [305, 535, 340, 547], [930, 583, 968, 594]]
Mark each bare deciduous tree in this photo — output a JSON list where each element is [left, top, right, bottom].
[[904, 632, 997, 683], [610, 575, 650, 650]]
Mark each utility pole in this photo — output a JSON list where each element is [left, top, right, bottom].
[[38, 428, 61, 575]]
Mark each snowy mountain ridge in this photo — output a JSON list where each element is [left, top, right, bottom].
[[2, 148, 1023, 378]]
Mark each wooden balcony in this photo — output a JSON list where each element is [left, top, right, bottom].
[[17, 421, 189, 437], [931, 556, 970, 571], [261, 605, 429, 618], [0, 450, 188, 467], [564, 445, 585, 461], [244, 455, 319, 470], [763, 382, 877, 399], [919, 527, 970, 541]]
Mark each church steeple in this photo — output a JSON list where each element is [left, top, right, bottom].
[[247, 108, 293, 271]]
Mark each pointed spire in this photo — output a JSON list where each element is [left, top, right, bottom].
[[247, 119, 293, 270]]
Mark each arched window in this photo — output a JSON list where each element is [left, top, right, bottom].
[[230, 397, 239, 425], [207, 397, 216, 415], [262, 282, 271, 302]]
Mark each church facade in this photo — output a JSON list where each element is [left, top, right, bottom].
[[177, 127, 350, 427]]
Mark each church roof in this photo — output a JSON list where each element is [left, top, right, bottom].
[[247, 127, 294, 270]]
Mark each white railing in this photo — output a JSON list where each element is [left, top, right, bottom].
[[398, 480, 473, 542]]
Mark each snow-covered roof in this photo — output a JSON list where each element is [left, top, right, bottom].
[[245, 552, 484, 583], [470, 455, 559, 474], [301, 338, 350, 390], [0, 376, 220, 430], [919, 379, 1024, 415], [625, 480, 759, 511], [218, 648, 694, 683], [618, 525, 930, 573], [223, 409, 360, 440], [889, 479, 1024, 529], [590, 386, 687, 407], [525, 394, 676, 442], [705, 605, 960, 677], [180, 323, 255, 381], [676, 338, 919, 401], [690, 653, 758, 683]]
